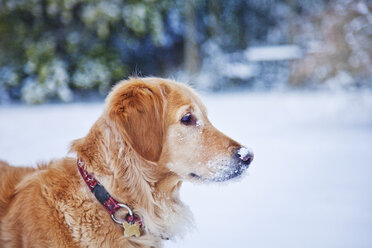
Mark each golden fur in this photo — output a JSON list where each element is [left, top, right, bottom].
[[0, 77, 251, 247]]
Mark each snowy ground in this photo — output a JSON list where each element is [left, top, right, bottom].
[[1, 91, 372, 248]]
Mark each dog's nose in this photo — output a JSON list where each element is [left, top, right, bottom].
[[236, 147, 254, 165]]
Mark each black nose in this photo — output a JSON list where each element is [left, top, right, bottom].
[[235, 147, 254, 166]]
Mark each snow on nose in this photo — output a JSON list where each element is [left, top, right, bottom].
[[237, 147, 254, 164]]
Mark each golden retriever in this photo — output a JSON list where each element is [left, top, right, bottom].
[[0, 77, 253, 248]]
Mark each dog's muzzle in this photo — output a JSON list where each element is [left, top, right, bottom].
[[220, 147, 253, 181], [211, 147, 254, 182]]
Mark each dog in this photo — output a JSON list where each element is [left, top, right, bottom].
[[0, 77, 253, 247]]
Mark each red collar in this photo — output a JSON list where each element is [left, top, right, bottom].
[[77, 158, 143, 236]]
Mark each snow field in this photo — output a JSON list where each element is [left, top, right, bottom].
[[0, 91, 371, 248]]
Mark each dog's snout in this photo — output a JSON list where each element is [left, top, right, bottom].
[[236, 147, 254, 165]]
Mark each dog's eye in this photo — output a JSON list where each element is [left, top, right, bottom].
[[181, 113, 194, 125]]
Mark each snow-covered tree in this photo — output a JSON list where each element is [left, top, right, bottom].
[[290, 0, 372, 89]]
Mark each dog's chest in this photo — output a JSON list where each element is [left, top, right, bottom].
[[145, 197, 192, 240]]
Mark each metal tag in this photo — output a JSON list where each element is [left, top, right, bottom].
[[123, 221, 141, 238]]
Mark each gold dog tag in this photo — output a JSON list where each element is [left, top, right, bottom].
[[123, 221, 141, 238]]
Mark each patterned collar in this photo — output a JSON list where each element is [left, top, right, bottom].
[[77, 158, 143, 237]]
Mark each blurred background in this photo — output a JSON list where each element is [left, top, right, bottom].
[[0, 0, 371, 103], [1, 0, 372, 248]]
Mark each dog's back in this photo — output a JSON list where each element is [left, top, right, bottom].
[[0, 161, 36, 220]]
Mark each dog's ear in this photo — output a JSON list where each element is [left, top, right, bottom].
[[107, 81, 167, 162]]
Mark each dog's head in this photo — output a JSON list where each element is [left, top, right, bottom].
[[105, 77, 253, 182]]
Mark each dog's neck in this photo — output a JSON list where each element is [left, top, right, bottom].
[[71, 117, 188, 239]]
